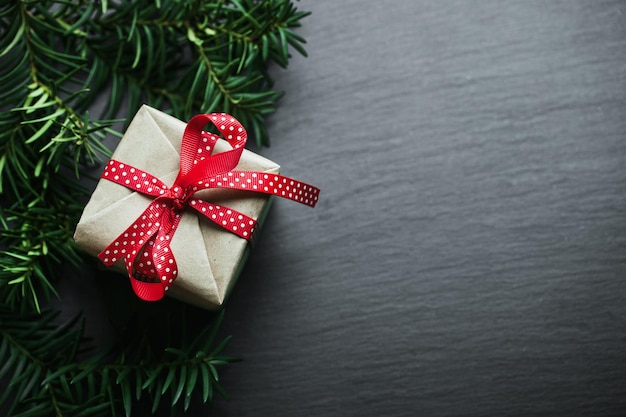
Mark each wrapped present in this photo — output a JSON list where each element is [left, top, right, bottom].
[[74, 105, 319, 309]]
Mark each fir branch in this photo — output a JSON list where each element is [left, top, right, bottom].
[[19, 0, 311, 145], [0, 1, 118, 314], [0, 0, 309, 413], [0, 197, 83, 313], [0, 307, 236, 416]]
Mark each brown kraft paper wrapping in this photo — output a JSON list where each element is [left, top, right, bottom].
[[74, 105, 280, 309]]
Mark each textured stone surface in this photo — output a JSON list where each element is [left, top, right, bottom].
[[214, 1, 626, 416]]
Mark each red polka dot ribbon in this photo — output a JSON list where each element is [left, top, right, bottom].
[[97, 113, 319, 301]]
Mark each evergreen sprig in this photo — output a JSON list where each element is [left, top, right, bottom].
[[0, 308, 236, 416], [0, 0, 309, 414]]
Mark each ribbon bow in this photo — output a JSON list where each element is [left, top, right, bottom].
[[98, 113, 319, 301]]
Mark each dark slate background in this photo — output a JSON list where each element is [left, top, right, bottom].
[[64, 1, 626, 416]]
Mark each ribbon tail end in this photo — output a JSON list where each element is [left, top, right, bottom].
[[131, 278, 166, 301]]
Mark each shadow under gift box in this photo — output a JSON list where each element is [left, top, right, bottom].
[[74, 105, 280, 310]]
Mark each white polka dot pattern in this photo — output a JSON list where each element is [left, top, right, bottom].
[[97, 112, 320, 302]]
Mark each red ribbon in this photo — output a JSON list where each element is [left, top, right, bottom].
[[97, 113, 319, 301]]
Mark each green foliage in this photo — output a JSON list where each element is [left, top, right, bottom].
[[0, 308, 237, 416], [0, 0, 309, 414]]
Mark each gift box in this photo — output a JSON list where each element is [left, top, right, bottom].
[[74, 105, 318, 309]]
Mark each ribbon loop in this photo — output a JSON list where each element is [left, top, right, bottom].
[[98, 113, 319, 301]]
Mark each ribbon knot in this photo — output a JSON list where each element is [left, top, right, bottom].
[[97, 112, 319, 302], [168, 186, 188, 212]]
